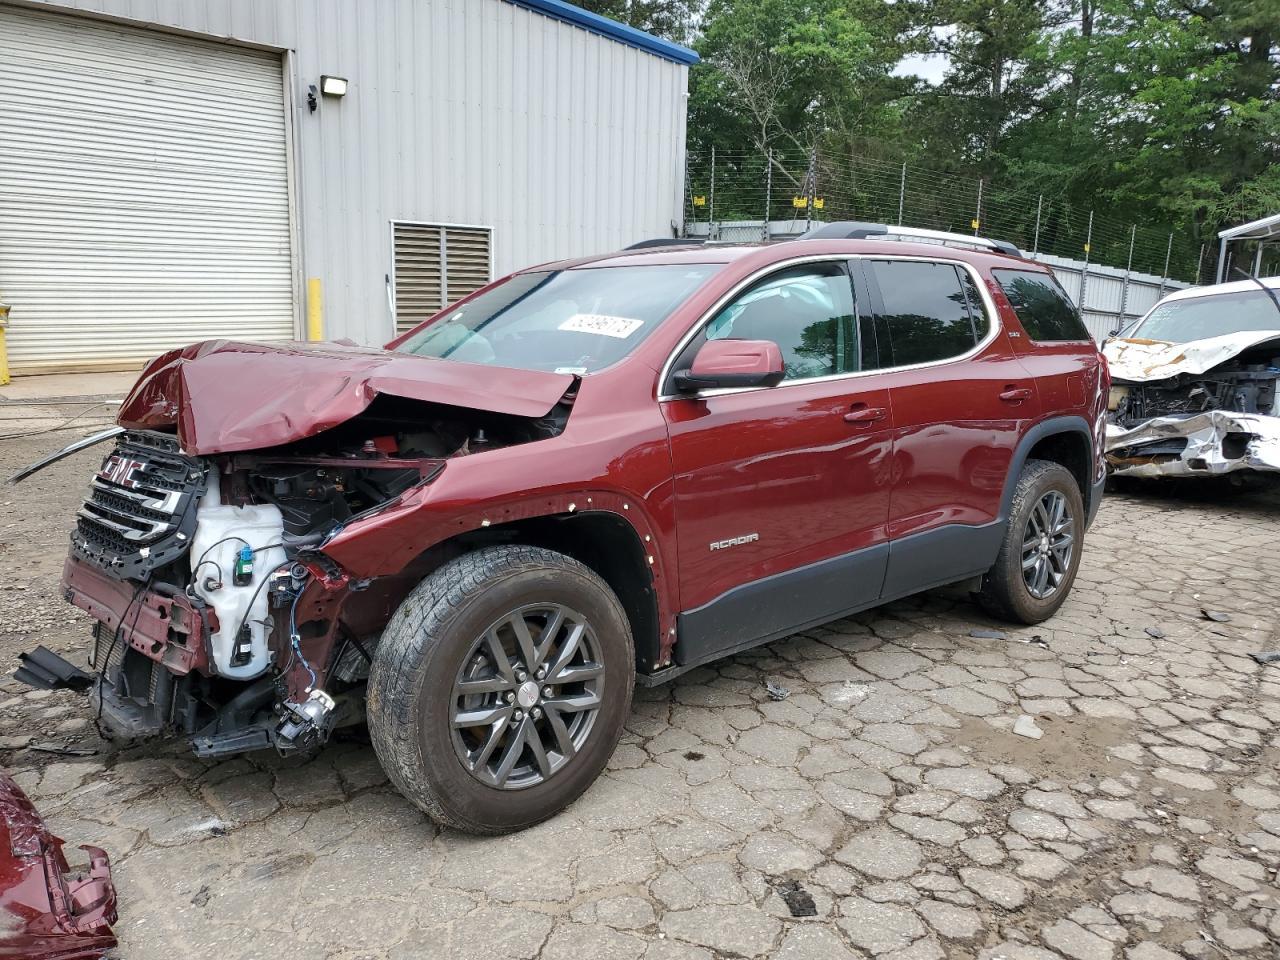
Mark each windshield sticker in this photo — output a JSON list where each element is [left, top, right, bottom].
[[559, 313, 645, 339], [554, 366, 588, 375]]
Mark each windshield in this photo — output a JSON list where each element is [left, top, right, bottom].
[[1132, 288, 1280, 344], [395, 264, 720, 373]]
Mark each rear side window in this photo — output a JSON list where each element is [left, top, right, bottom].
[[993, 269, 1090, 342], [871, 260, 978, 366]]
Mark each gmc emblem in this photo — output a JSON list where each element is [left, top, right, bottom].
[[99, 454, 146, 489]]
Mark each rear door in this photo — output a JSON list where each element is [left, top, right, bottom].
[[990, 267, 1102, 419], [661, 259, 894, 664], [864, 257, 1038, 598]]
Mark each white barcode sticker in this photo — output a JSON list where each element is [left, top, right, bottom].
[[558, 313, 645, 339]]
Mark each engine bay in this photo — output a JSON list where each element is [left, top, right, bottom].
[[45, 388, 577, 759], [1105, 340, 1280, 479], [223, 391, 575, 544], [1109, 342, 1280, 430]]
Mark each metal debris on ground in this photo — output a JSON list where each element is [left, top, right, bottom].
[[771, 878, 818, 918], [1144, 626, 1166, 639], [1013, 634, 1050, 648], [969, 629, 1007, 640], [1249, 651, 1280, 665], [1200, 609, 1232, 623], [764, 678, 790, 701], [28, 743, 96, 757], [1013, 715, 1044, 740]]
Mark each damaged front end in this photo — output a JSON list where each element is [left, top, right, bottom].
[[1104, 333, 1280, 479], [18, 340, 577, 759]]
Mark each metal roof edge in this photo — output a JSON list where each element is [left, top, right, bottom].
[[506, 0, 699, 65], [1218, 211, 1280, 241]]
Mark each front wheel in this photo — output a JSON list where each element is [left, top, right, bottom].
[[367, 545, 634, 834], [976, 459, 1084, 624]]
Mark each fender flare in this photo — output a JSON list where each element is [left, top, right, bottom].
[[998, 415, 1097, 523], [322, 487, 678, 660]]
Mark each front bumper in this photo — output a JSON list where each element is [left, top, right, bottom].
[[62, 555, 211, 677], [1105, 411, 1280, 479], [61, 555, 214, 741]]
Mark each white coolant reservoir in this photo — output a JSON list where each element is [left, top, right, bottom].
[[191, 473, 287, 679]]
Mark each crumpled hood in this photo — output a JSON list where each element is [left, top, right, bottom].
[[1103, 330, 1280, 383], [117, 340, 575, 455]]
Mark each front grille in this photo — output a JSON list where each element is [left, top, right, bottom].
[[71, 431, 207, 580]]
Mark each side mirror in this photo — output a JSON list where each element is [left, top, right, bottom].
[[673, 339, 785, 392]]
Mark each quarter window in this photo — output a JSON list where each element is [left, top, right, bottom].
[[872, 261, 979, 366], [960, 269, 991, 340], [701, 262, 859, 381], [993, 269, 1090, 342]]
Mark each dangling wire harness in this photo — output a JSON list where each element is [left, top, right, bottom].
[[287, 588, 317, 692]]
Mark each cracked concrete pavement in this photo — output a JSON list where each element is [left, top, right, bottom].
[[2, 427, 1279, 960]]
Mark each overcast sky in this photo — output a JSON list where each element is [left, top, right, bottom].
[[893, 52, 950, 85]]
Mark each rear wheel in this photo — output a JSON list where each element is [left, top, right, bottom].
[[367, 545, 634, 834], [977, 459, 1084, 624]]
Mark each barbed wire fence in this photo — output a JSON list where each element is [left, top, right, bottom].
[[684, 146, 1206, 286]]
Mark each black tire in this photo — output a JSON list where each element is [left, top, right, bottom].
[[976, 459, 1084, 625], [367, 545, 634, 834]]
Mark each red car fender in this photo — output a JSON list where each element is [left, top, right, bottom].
[[322, 487, 680, 661], [0, 772, 117, 959]]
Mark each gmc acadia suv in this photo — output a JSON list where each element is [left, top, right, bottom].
[[15, 224, 1108, 834]]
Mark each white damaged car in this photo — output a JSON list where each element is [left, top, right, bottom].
[[1103, 276, 1280, 479]]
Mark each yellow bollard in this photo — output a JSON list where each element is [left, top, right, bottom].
[[306, 278, 324, 341], [0, 300, 10, 385]]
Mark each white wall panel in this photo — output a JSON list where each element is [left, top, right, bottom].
[[17, 0, 691, 350]]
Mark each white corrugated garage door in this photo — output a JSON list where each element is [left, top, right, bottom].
[[0, 5, 294, 374]]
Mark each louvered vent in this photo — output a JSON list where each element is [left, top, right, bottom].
[[393, 223, 492, 335]]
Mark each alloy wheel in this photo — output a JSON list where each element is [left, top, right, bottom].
[[449, 603, 604, 790], [1021, 489, 1074, 600]]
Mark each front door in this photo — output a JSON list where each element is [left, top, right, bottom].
[[660, 260, 895, 665]]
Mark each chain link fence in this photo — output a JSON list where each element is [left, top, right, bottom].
[[684, 147, 1205, 285]]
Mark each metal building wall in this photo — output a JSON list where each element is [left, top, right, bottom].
[[19, 0, 691, 346]]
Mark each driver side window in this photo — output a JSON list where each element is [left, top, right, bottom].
[[700, 262, 860, 382]]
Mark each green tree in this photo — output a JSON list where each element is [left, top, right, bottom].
[[572, 0, 703, 45], [678, 0, 1277, 275], [1007, 0, 1277, 242], [911, 0, 1053, 167], [690, 0, 911, 161]]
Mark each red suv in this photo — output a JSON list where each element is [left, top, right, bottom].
[[17, 224, 1108, 834]]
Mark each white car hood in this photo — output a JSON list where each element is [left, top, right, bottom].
[[1103, 329, 1280, 383]]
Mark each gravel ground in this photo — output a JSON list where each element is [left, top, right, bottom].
[[1, 417, 1279, 960]]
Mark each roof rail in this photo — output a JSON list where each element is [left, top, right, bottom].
[[799, 221, 1021, 257], [624, 237, 707, 250]]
